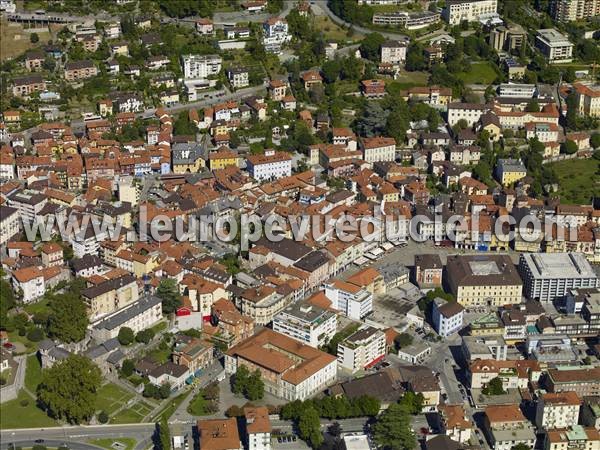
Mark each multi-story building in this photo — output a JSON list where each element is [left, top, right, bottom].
[[272, 301, 337, 348], [380, 40, 408, 66], [360, 137, 396, 163], [413, 254, 443, 288], [7, 190, 47, 223], [262, 17, 291, 54], [172, 338, 214, 375], [91, 295, 163, 341], [432, 298, 464, 337], [246, 150, 292, 181], [373, 10, 440, 29], [495, 158, 527, 186], [536, 391, 581, 430], [360, 80, 386, 99], [227, 67, 250, 89], [525, 122, 560, 143], [0, 206, 20, 245], [181, 54, 222, 80], [573, 83, 600, 118], [225, 329, 337, 401], [64, 60, 98, 81], [12, 74, 46, 97], [518, 253, 600, 302], [443, 0, 498, 25], [236, 285, 287, 326], [484, 404, 536, 450], [324, 280, 373, 320], [469, 359, 541, 390], [489, 24, 526, 52], [447, 102, 489, 127], [337, 325, 386, 373], [551, 0, 600, 21], [244, 407, 271, 450], [401, 86, 453, 107], [81, 274, 139, 320], [462, 335, 508, 361], [12, 266, 46, 303], [545, 426, 600, 450], [446, 254, 523, 307], [546, 366, 600, 398], [197, 418, 243, 450], [438, 404, 473, 444], [536, 29, 574, 63]]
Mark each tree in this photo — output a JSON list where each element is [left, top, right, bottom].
[[118, 327, 135, 345], [298, 406, 323, 449], [159, 382, 171, 399], [359, 33, 385, 62], [245, 370, 264, 401], [565, 92, 579, 130], [135, 328, 155, 344], [37, 355, 102, 424], [143, 383, 160, 399], [158, 417, 171, 450], [394, 333, 413, 349], [562, 139, 578, 155], [233, 365, 250, 395], [511, 444, 530, 450], [27, 327, 45, 342], [482, 377, 505, 395], [156, 278, 182, 315], [47, 292, 89, 343], [525, 99, 540, 112], [357, 102, 389, 137], [321, 59, 341, 84], [373, 403, 416, 450], [98, 410, 109, 424], [30, 33, 39, 43], [121, 359, 135, 377], [591, 134, 600, 149], [225, 405, 244, 417], [405, 43, 426, 72], [399, 391, 424, 415]]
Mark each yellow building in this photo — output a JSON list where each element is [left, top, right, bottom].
[[172, 143, 205, 174], [574, 83, 600, 118], [495, 158, 527, 186], [469, 312, 505, 336], [208, 150, 241, 170]]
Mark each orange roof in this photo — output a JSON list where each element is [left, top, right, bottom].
[[13, 266, 43, 283], [485, 404, 525, 424], [244, 406, 272, 434], [345, 267, 381, 287], [197, 418, 241, 450]]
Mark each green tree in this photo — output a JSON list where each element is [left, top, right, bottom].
[[27, 327, 45, 342], [298, 406, 323, 449], [121, 359, 135, 377], [359, 33, 385, 62], [405, 42, 426, 72], [37, 355, 102, 424], [525, 99, 540, 112], [245, 370, 264, 401], [158, 417, 171, 450], [30, 33, 39, 43], [321, 59, 341, 84], [159, 383, 171, 399], [98, 411, 109, 424], [118, 327, 135, 345], [591, 134, 600, 149], [373, 403, 416, 450], [394, 333, 413, 349], [482, 377, 505, 395], [562, 139, 578, 155], [47, 292, 89, 343], [135, 328, 155, 344], [156, 278, 182, 315], [232, 365, 250, 395], [399, 391, 424, 415]]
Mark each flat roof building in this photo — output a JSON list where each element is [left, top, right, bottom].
[[536, 29, 574, 63]]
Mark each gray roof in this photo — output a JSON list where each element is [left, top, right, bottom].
[[72, 254, 103, 272], [172, 142, 206, 165], [92, 295, 162, 332], [82, 274, 137, 299], [106, 349, 125, 365]]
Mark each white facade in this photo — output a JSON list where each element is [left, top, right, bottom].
[[262, 19, 291, 54], [246, 151, 292, 181], [0, 206, 20, 245], [361, 138, 396, 164], [443, 0, 498, 25], [272, 303, 337, 348], [381, 41, 408, 66], [7, 191, 47, 223], [536, 395, 581, 429], [91, 295, 163, 341], [536, 29, 574, 63], [280, 359, 337, 401], [12, 271, 45, 304], [337, 326, 386, 373], [432, 299, 464, 337], [324, 282, 373, 320], [448, 103, 488, 127], [181, 54, 222, 80], [498, 83, 536, 98]]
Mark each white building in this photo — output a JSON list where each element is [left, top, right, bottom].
[[396, 341, 432, 364], [244, 406, 272, 450], [360, 137, 396, 164], [551, 0, 600, 21], [536, 391, 581, 429], [324, 280, 373, 321], [12, 266, 45, 303], [518, 253, 600, 302], [447, 102, 489, 127], [443, 0, 498, 25], [536, 29, 574, 63], [0, 205, 20, 245], [273, 301, 337, 348], [432, 298, 464, 337], [7, 190, 47, 223], [262, 17, 291, 54], [91, 295, 163, 341], [525, 122, 559, 143], [246, 150, 292, 181], [337, 325, 386, 373], [498, 83, 537, 98], [380, 40, 408, 66], [227, 67, 250, 89], [181, 54, 222, 80]]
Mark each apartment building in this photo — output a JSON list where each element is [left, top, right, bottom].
[[446, 254, 523, 307], [495, 158, 527, 186], [545, 426, 600, 450], [536, 29, 574, 63], [525, 122, 560, 143], [324, 280, 373, 320], [262, 17, 291, 54], [402, 86, 453, 107], [432, 298, 464, 337], [438, 404, 473, 444], [246, 150, 292, 181], [64, 60, 98, 81], [462, 335, 508, 361], [413, 254, 443, 288], [551, 0, 600, 21], [197, 418, 243, 450], [443, 0, 498, 25], [91, 295, 163, 341], [12, 266, 45, 303], [380, 40, 408, 66], [518, 253, 600, 302], [7, 190, 47, 223], [82, 274, 139, 320], [489, 24, 526, 52], [573, 83, 600, 118], [181, 54, 222, 80], [546, 366, 600, 398], [337, 325, 386, 373], [172, 338, 214, 374], [536, 391, 581, 429], [227, 67, 250, 89], [12, 74, 46, 97], [236, 285, 287, 326], [484, 404, 536, 450], [447, 102, 489, 126], [469, 359, 541, 390], [224, 329, 337, 401], [360, 137, 396, 163], [373, 10, 440, 29], [272, 301, 337, 348], [0, 206, 20, 245], [244, 407, 271, 450]]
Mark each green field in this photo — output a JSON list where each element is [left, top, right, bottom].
[[0, 391, 57, 429], [151, 389, 192, 423], [110, 401, 154, 424], [457, 62, 498, 85], [90, 438, 137, 450], [95, 383, 135, 416], [548, 157, 600, 204], [25, 355, 43, 393]]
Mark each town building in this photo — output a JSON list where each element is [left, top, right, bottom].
[[324, 280, 373, 320], [181, 54, 222, 80], [438, 404, 473, 444], [380, 40, 408, 66], [483, 404, 536, 450], [228, 67, 250, 89], [373, 11, 440, 29], [536, 391, 581, 430], [244, 407, 271, 450], [64, 60, 98, 81], [432, 298, 464, 337], [546, 366, 600, 398], [12, 74, 46, 97], [495, 158, 527, 186], [536, 29, 574, 63], [0, 206, 20, 245], [550, 0, 600, 21], [272, 301, 337, 348], [545, 426, 600, 450], [413, 254, 443, 288], [443, 0, 499, 25], [224, 329, 337, 401], [518, 253, 600, 302], [573, 83, 600, 118], [360, 137, 396, 163], [246, 150, 292, 181], [337, 325, 386, 373], [91, 295, 162, 341], [197, 418, 243, 450], [262, 17, 291, 54]]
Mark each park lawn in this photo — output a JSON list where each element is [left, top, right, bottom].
[[457, 62, 498, 85], [0, 390, 57, 429], [25, 354, 43, 393], [0, 19, 52, 61], [312, 15, 362, 41], [95, 383, 135, 416], [110, 402, 154, 424], [151, 389, 192, 423], [391, 70, 430, 88], [90, 438, 137, 450], [549, 158, 600, 205], [23, 299, 51, 316]]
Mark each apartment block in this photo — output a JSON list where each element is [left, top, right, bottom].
[[324, 280, 373, 320], [432, 298, 464, 337], [551, 0, 600, 21], [337, 325, 386, 373], [536, 391, 581, 430], [546, 366, 600, 398], [181, 54, 222, 80], [273, 301, 337, 348], [536, 29, 574, 63], [246, 150, 292, 181], [443, 0, 498, 25], [573, 83, 600, 118], [484, 404, 536, 450]]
